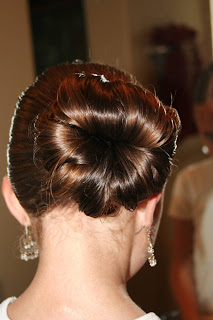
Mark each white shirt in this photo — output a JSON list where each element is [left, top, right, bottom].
[[169, 158, 213, 312], [0, 297, 16, 320], [0, 297, 160, 319]]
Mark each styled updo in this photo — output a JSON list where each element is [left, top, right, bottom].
[[8, 62, 180, 218]]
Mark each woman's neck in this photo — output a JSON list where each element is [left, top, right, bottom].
[[8, 209, 145, 320]]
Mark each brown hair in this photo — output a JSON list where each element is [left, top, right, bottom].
[[7, 62, 180, 218]]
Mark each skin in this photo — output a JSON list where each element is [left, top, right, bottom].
[[2, 175, 163, 320], [171, 75, 213, 320]]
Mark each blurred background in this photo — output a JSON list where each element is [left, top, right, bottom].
[[0, 0, 212, 315]]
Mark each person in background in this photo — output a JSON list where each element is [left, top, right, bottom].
[[0, 61, 180, 320], [169, 64, 213, 320]]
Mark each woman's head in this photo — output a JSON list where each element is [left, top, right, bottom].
[[7, 62, 180, 219]]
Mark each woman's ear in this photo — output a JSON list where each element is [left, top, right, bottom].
[[135, 193, 162, 229], [2, 175, 31, 226]]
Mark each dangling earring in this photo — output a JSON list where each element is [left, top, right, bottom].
[[147, 227, 157, 267], [20, 225, 39, 261]]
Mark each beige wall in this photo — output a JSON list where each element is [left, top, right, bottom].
[[129, 0, 212, 84], [84, 0, 133, 73], [84, 0, 212, 85], [0, 0, 36, 299]]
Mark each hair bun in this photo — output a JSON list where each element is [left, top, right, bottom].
[[8, 63, 180, 217]]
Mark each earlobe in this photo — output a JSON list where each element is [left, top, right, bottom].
[[2, 175, 31, 226]]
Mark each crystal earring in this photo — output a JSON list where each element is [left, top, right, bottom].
[[20, 225, 39, 261], [147, 227, 157, 267]]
